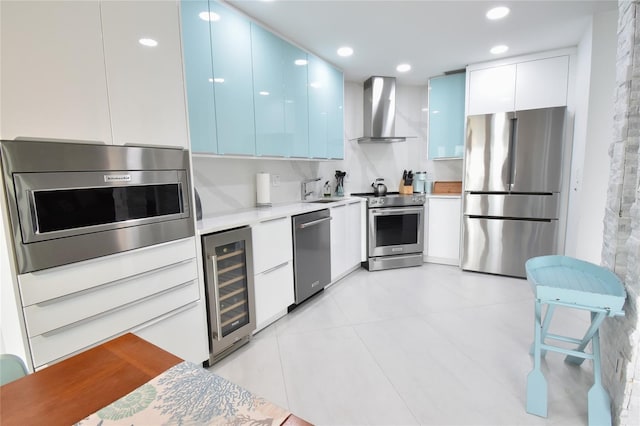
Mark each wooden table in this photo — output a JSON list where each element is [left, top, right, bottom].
[[0, 333, 310, 426]]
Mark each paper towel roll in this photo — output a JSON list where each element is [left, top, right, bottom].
[[256, 172, 271, 206]]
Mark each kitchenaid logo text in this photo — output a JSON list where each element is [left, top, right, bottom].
[[104, 175, 131, 183]]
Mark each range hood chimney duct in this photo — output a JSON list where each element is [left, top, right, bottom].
[[357, 76, 408, 143]]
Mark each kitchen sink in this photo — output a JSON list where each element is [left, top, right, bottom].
[[306, 199, 338, 203]]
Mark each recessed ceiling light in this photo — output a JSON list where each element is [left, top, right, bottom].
[[337, 46, 353, 57], [486, 6, 510, 20], [396, 63, 411, 72], [294, 59, 308, 66], [199, 11, 220, 21], [490, 45, 509, 54], [138, 38, 158, 47]]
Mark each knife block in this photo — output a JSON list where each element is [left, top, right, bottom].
[[399, 181, 413, 195]]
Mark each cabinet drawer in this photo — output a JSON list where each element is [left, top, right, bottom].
[[19, 237, 197, 306], [255, 261, 293, 329], [29, 279, 199, 368], [252, 216, 292, 274], [23, 258, 198, 337]]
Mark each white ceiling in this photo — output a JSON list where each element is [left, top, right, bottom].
[[225, 0, 617, 85]]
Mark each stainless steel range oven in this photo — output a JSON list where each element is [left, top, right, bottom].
[[353, 192, 426, 271], [1, 140, 194, 273]]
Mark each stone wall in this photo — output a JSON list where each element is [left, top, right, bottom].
[[601, 1, 640, 424]]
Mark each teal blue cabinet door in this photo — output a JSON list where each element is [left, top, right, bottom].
[[209, 1, 255, 155], [326, 65, 344, 159], [251, 24, 285, 156], [308, 55, 344, 159], [181, 0, 217, 153], [308, 54, 328, 158], [282, 43, 309, 158], [428, 72, 465, 159], [251, 23, 309, 157]]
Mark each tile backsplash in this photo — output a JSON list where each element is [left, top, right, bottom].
[[192, 81, 462, 217]]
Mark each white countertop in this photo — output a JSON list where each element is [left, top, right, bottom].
[[197, 197, 365, 235]]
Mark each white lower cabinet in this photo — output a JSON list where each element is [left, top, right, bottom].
[[251, 217, 294, 332], [18, 237, 209, 369], [330, 201, 363, 281], [134, 300, 208, 364], [425, 197, 462, 265], [254, 261, 294, 330]]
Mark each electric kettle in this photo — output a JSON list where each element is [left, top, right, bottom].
[[371, 178, 387, 196]]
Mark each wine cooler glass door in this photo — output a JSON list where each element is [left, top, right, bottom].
[[202, 226, 255, 363]]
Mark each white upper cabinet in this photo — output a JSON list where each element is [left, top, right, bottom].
[[514, 56, 569, 111], [101, 1, 189, 148], [467, 53, 570, 115], [0, 1, 112, 143], [467, 64, 516, 116]]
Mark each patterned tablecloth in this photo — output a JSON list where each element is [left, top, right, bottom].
[[75, 361, 290, 425]]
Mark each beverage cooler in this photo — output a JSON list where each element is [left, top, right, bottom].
[[201, 226, 255, 365]]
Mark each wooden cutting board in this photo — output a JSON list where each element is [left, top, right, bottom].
[[432, 181, 462, 194]]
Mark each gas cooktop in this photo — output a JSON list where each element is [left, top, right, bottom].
[[351, 192, 426, 207]]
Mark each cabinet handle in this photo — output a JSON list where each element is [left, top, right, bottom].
[[35, 258, 196, 307], [258, 216, 287, 224], [208, 255, 223, 341], [261, 261, 288, 275], [40, 280, 196, 337]]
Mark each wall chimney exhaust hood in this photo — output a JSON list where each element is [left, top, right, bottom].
[[357, 76, 411, 143]]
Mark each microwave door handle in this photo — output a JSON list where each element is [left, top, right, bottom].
[[28, 190, 40, 235], [208, 254, 223, 341]]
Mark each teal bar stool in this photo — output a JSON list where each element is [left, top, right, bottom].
[[525, 256, 626, 426]]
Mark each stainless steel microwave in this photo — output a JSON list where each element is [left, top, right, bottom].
[[0, 140, 195, 273]]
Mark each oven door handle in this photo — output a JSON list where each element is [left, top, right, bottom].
[[370, 207, 424, 215]]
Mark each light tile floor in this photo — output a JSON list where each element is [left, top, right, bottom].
[[210, 263, 596, 425]]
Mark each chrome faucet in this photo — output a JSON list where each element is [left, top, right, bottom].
[[301, 177, 321, 200]]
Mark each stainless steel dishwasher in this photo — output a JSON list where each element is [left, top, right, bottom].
[[292, 209, 332, 305]]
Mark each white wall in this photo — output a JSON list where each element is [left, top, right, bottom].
[[194, 82, 463, 216], [566, 9, 617, 263]]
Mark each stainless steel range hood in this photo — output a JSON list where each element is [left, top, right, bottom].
[[357, 76, 408, 143]]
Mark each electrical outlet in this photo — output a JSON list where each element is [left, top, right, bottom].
[[272, 174, 280, 187]]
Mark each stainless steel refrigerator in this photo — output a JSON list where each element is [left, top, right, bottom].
[[461, 107, 566, 277]]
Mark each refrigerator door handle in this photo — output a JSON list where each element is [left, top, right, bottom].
[[508, 116, 518, 191]]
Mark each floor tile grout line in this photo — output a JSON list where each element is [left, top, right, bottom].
[[351, 325, 422, 426], [274, 331, 292, 412]]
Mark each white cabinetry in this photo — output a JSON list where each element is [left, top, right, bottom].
[[18, 237, 208, 369], [0, 1, 112, 143], [467, 64, 516, 116], [514, 56, 569, 111], [425, 197, 461, 265], [330, 201, 363, 281], [467, 54, 569, 115], [101, 1, 188, 148], [0, 0, 188, 148], [251, 217, 294, 332]]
